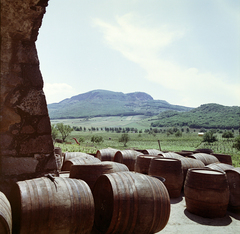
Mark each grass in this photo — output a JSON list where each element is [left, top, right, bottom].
[[54, 131, 240, 167]]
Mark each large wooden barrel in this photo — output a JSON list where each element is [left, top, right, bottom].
[[114, 150, 142, 171], [191, 153, 219, 165], [162, 152, 183, 159], [184, 168, 229, 218], [95, 148, 119, 161], [92, 172, 170, 234], [225, 167, 240, 212], [211, 153, 232, 165], [64, 152, 93, 162], [0, 192, 12, 234], [205, 162, 234, 172], [179, 157, 205, 183], [141, 149, 164, 155], [70, 161, 129, 190], [134, 155, 162, 174], [61, 156, 101, 171], [149, 158, 183, 198], [10, 177, 94, 234]]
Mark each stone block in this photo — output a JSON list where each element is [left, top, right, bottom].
[[19, 135, 53, 155], [1, 156, 38, 176]]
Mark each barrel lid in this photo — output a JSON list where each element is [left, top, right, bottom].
[[190, 168, 224, 175], [154, 157, 179, 162]]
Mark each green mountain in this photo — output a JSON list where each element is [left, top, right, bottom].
[[47, 89, 192, 119], [150, 103, 240, 129]]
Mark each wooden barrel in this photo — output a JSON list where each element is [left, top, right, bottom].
[[70, 161, 129, 190], [175, 151, 193, 157], [191, 153, 219, 165], [64, 152, 93, 162], [141, 149, 164, 155], [134, 155, 162, 174], [184, 168, 229, 218], [10, 177, 94, 234], [194, 148, 213, 154], [149, 158, 183, 198], [54, 146, 62, 157], [205, 162, 234, 172], [55, 154, 63, 171], [211, 153, 232, 165], [92, 171, 170, 234], [95, 148, 119, 161], [0, 192, 12, 234], [114, 150, 142, 171], [225, 167, 240, 212], [61, 156, 101, 171], [179, 157, 205, 183], [162, 152, 183, 159]]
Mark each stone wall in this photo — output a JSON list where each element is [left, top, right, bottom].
[[0, 0, 57, 192]]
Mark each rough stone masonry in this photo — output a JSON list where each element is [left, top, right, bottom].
[[0, 0, 57, 195]]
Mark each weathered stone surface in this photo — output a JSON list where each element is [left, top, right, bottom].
[[20, 125, 35, 134], [37, 116, 51, 134], [0, 107, 21, 132], [16, 89, 48, 115], [19, 135, 53, 155], [1, 156, 39, 175], [1, 0, 56, 180]]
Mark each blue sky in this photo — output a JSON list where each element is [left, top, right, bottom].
[[36, 0, 240, 107]]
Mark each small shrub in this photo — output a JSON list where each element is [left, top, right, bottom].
[[119, 133, 130, 146], [222, 131, 234, 139], [233, 135, 240, 151], [91, 136, 104, 144], [202, 131, 218, 143]]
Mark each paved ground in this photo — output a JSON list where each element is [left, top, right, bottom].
[[158, 193, 240, 234]]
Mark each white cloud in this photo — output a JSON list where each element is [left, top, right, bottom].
[[94, 13, 240, 107], [43, 83, 78, 104]]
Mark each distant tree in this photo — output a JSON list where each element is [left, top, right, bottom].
[[119, 133, 130, 147], [175, 130, 182, 137], [186, 128, 190, 133], [55, 123, 73, 142], [91, 136, 104, 144], [222, 131, 234, 139], [51, 124, 58, 141], [78, 137, 85, 143], [233, 135, 240, 151], [202, 130, 217, 143]]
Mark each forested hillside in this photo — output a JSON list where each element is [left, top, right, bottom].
[[150, 103, 240, 129]]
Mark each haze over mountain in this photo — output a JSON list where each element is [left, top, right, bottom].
[[47, 89, 192, 119]]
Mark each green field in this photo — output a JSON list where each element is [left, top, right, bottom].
[[52, 119, 240, 167]]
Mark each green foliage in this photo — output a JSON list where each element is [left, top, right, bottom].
[[119, 133, 130, 146], [222, 131, 234, 139], [51, 124, 58, 140], [175, 130, 182, 137], [55, 123, 73, 142], [202, 130, 218, 143], [151, 104, 240, 129], [91, 135, 104, 144], [233, 135, 240, 151], [78, 137, 85, 143]]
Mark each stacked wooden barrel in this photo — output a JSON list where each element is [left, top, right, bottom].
[[0, 192, 12, 234]]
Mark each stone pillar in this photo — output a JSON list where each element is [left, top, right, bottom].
[[0, 0, 57, 193]]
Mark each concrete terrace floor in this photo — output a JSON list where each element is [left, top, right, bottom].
[[158, 193, 240, 234]]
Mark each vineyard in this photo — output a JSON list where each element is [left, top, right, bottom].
[[54, 131, 240, 167]]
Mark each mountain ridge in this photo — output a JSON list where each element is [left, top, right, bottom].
[[47, 89, 191, 119]]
